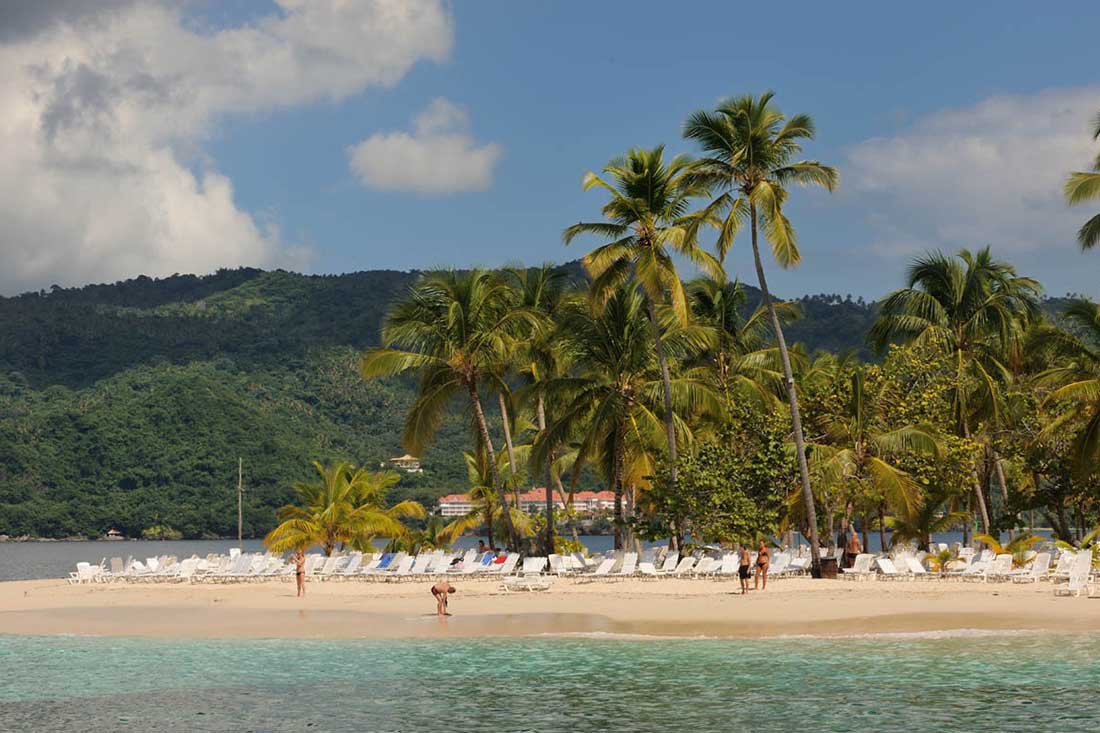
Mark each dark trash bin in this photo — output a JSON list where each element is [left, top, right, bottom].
[[815, 557, 838, 579]]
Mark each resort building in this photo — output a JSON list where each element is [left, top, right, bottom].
[[382, 454, 423, 473], [437, 493, 474, 517], [437, 488, 615, 517]]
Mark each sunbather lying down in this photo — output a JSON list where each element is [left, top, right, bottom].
[[431, 581, 455, 616]]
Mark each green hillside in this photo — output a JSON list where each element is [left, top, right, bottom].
[[0, 264, 881, 539]]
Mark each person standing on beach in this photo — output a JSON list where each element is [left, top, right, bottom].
[[292, 549, 306, 598], [431, 580, 455, 616], [754, 541, 770, 591], [737, 544, 752, 595], [844, 530, 862, 569]]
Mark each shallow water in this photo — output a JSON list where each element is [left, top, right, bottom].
[[1, 633, 1097, 731]]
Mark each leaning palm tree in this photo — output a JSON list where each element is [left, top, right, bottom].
[[683, 91, 838, 573], [264, 461, 424, 555], [361, 270, 536, 550], [870, 247, 1041, 534], [563, 146, 723, 501], [1030, 298, 1100, 476], [1064, 111, 1100, 250]]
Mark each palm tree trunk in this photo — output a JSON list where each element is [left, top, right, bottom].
[[536, 394, 556, 556], [960, 420, 992, 536], [643, 294, 678, 494], [878, 502, 887, 552], [469, 381, 517, 550], [612, 420, 626, 550], [497, 393, 523, 543], [749, 203, 822, 574]]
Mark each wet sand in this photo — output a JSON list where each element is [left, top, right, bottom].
[[2, 576, 1097, 639]]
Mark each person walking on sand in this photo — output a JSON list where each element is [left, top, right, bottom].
[[754, 540, 770, 591], [292, 549, 307, 598], [431, 580, 455, 616], [737, 544, 752, 595]]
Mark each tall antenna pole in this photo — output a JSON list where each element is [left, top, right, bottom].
[[238, 457, 244, 550]]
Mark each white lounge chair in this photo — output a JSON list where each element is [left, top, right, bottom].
[[875, 557, 908, 581], [578, 558, 616, 583], [1054, 551, 1094, 597], [1010, 552, 1051, 583], [904, 556, 930, 579], [617, 552, 638, 577], [841, 553, 874, 580], [670, 556, 696, 577]]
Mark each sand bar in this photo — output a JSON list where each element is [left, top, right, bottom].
[[1, 577, 1098, 639]]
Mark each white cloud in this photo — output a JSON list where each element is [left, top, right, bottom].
[[0, 0, 452, 294], [348, 97, 502, 194], [846, 86, 1100, 258]]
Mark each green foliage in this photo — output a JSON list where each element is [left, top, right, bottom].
[[141, 524, 182, 540], [264, 461, 424, 555], [635, 412, 789, 544]]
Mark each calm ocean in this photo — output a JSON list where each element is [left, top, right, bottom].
[[0, 633, 1097, 731]]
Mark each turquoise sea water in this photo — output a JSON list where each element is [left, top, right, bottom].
[[1, 633, 1098, 732]]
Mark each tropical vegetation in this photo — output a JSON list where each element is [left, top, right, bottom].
[[3, 92, 1100, 565]]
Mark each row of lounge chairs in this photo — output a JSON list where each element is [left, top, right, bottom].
[[837, 546, 1098, 596], [65, 547, 808, 585]]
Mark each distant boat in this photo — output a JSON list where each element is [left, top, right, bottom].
[[104, 529, 125, 541]]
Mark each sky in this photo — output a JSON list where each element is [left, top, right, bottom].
[[1, 0, 1099, 299]]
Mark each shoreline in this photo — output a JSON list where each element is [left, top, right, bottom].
[[2, 577, 1098, 640]]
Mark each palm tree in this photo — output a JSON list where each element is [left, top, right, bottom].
[[535, 288, 717, 549], [887, 496, 968, 553], [974, 532, 1044, 567], [1031, 298, 1100, 475], [264, 461, 424, 555], [509, 264, 575, 555], [442, 449, 534, 548], [361, 270, 535, 550], [563, 146, 722, 503], [870, 247, 1041, 535], [684, 276, 799, 413], [1064, 111, 1100, 250], [810, 367, 941, 550], [683, 91, 838, 573]]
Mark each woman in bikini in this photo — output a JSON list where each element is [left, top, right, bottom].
[[754, 540, 770, 591], [292, 549, 306, 598]]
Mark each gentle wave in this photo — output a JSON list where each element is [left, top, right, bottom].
[[765, 627, 1044, 640]]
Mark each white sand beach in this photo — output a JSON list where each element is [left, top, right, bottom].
[[2, 577, 1097, 639]]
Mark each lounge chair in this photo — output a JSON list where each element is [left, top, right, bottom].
[[875, 557, 909, 581], [617, 552, 638, 578], [501, 575, 553, 592], [657, 551, 679, 574], [670, 556, 696, 577], [904, 556, 931, 580], [841, 553, 874, 580], [548, 554, 574, 576], [577, 558, 616, 583], [1054, 551, 1094, 597], [521, 557, 548, 575], [1010, 552, 1051, 583]]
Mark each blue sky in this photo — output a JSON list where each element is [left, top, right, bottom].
[[3, 1, 1099, 297]]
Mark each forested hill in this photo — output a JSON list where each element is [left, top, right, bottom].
[[0, 264, 879, 539]]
